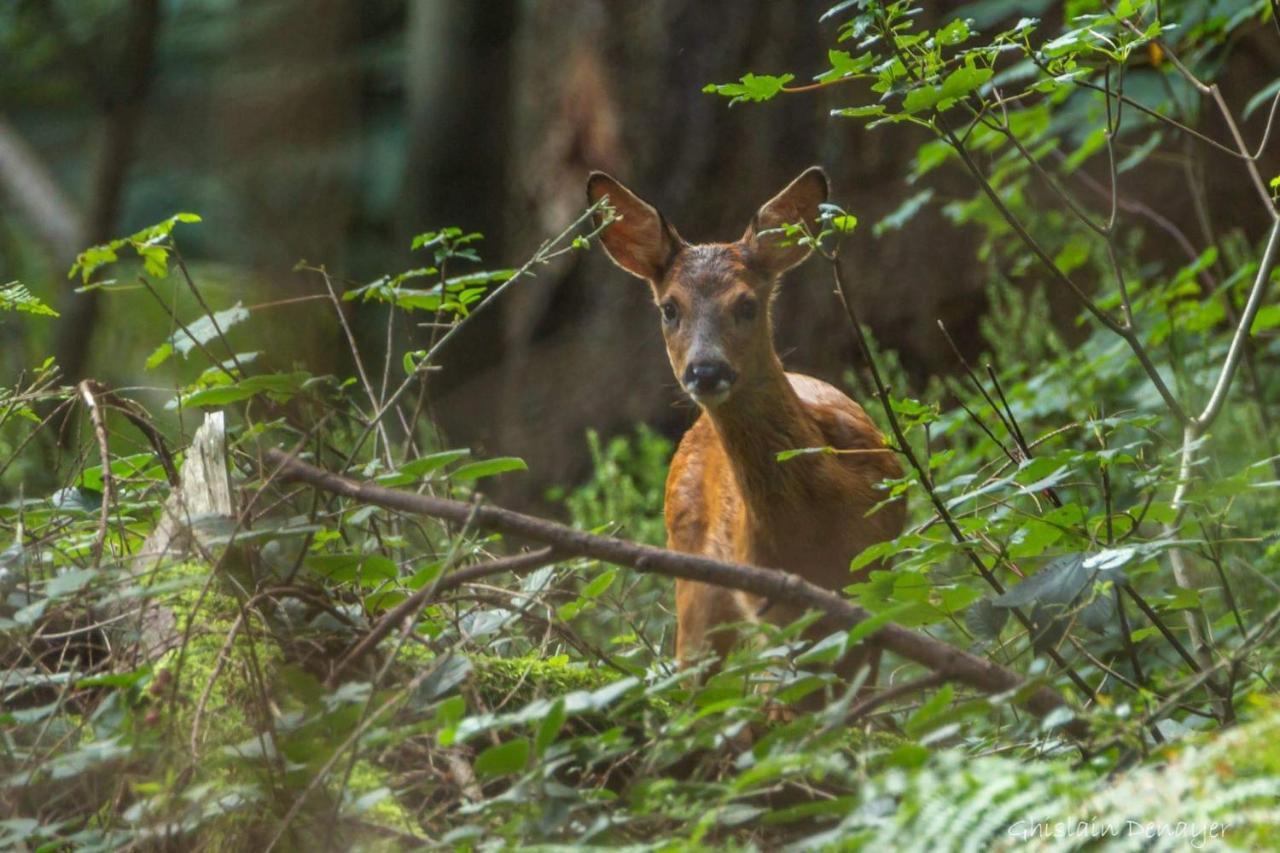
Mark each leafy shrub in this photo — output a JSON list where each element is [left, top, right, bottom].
[[4, 0, 1280, 848]]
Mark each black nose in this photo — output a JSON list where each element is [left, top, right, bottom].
[[683, 360, 737, 395]]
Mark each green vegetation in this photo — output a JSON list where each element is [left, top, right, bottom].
[[4, 0, 1280, 848]]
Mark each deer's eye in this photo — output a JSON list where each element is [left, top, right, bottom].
[[734, 296, 758, 323], [660, 300, 680, 324]]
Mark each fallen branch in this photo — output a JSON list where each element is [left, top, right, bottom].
[[264, 449, 1090, 739]]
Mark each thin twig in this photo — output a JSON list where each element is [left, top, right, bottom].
[[326, 547, 561, 687], [341, 201, 613, 468], [846, 673, 946, 722]]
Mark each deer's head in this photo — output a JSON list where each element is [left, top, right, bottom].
[[587, 167, 828, 408]]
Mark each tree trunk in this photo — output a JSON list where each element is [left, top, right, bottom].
[[432, 1, 990, 506]]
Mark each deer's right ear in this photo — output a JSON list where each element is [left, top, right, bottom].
[[587, 172, 682, 282]]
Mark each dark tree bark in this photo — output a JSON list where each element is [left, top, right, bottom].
[[431, 1, 990, 506], [208, 0, 365, 374], [52, 0, 163, 382]]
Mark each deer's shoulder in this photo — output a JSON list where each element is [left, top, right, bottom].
[[786, 372, 891, 455]]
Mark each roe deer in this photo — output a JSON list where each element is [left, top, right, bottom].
[[586, 167, 906, 692]]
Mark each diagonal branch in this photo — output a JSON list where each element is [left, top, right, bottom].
[[263, 448, 1089, 739]]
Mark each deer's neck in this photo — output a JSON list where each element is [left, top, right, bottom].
[[704, 356, 826, 515]]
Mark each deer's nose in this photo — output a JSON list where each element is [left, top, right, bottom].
[[683, 360, 737, 398]]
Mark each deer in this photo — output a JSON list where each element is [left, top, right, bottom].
[[586, 166, 906, 699]]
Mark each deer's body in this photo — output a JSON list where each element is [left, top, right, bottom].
[[587, 167, 904, 678], [667, 369, 903, 662]]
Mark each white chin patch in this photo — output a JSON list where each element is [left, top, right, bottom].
[[687, 386, 731, 408]]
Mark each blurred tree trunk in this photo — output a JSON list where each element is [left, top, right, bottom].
[[214, 0, 363, 373], [400, 0, 516, 413], [433, 1, 989, 507], [402, 0, 515, 247], [51, 0, 162, 382]]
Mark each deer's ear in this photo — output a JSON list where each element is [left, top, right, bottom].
[[742, 166, 829, 277], [587, 172, 682, 282]]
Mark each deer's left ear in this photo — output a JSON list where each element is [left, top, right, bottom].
[[587, 172, 683, 283], [742, 166, 829, 277]]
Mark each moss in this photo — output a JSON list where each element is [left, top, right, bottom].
[[345, 760, 418, 841], [131, 559, 420, 849], [153, 560, 279, 753], [137, 560, 286, 848], [391, 644, 628, 708], [470, 653, 618, 705]]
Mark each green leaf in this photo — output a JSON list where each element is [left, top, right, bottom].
[[939, 64, 992, 100], [581, 568, 617, 599], [1062, 126, 1107, 172], [375, 449, 472, 486], [776, 446, 836, 463], [435, 695, 467, 746], [70, 213, 201, 283], [147, 303, 250, 368], [1007, 519, 1064, 559], [832, 105, 886, 119], [847, 601, 923, 644], [47, 568, 97, 597], [905, 683, 955, 737], [474, 738, 530, 778], [76, 452, 162, 492], [817, 49, 874, 83], [176, 371, 310, 408], [936, 584, 981, 614], [1244, 77, 1280, 120], [306, 554, 398, 587], [534, 697, 566, 757], [444, 269, 514, 289], [874, 189, 934, 236], [795, 630, 849, 666], [1053, 234, 1091, 275], [935, 18, 971, 46], [1163, 586, 1202, 611], [450, 456, 528, 481], [77, 666, 152, 690], [832, 214, 859, 233], [1251, 304, 1280, 333], [903, 84, 941, 114], [1117, 131, 1163, 174], [702, 72, 795, 105]]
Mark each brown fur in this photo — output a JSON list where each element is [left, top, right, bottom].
[[667, 370, 904, 663], [587, 167, 905, 684]]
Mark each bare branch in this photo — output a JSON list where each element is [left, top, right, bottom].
[[1194, 218, 1280, 430]]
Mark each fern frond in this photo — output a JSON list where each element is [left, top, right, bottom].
[[0, 281, 58, 317]]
